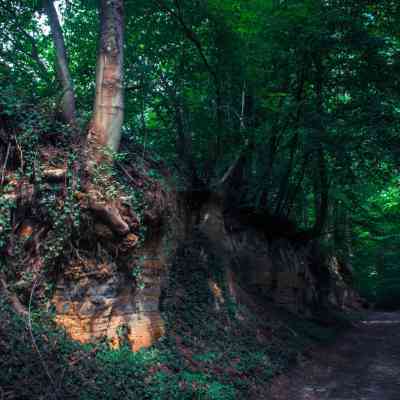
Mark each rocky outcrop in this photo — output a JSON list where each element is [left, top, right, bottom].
[[325, 256, 364, 310], [51, 158, 183, 351], [52, 232, 169, 351], [1, 142, 360, 353], [197, 193, 359, 316], [1, 140, 185, 352]]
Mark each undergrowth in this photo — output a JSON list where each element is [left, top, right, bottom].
[[0, 98, 347, 399], [0, 231, 346, 400]]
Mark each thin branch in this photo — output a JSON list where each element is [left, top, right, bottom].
[[1, 141, 10, 186], [157, 0, 218, 86], [0, 3, 51, 81], [0, 274, 28, 316]]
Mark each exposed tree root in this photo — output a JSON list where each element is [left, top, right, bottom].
[[87, 194, 130, 236], [0, 273, 28, 317]]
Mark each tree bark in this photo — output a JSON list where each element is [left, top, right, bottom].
[[43, 0, 76, 125], [88, 0, 124, 161], [312, 55, 329, 237], [312, 150, 329, 237]]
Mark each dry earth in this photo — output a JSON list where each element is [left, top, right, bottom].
[[269, 312, 400, 400]]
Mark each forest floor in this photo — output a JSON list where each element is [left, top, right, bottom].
[[268, 311, 400, 400]]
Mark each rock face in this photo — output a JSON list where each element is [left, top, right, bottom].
[[50, 151, 184, 352], [197, 194, 358, 316], [53, 228, 171, 351], [326, 255, 364, 310], [4, 157, 359, 353], [0, 124, 362, 357], [198, 205, 315, 314]]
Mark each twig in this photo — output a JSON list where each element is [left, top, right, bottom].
[[15, 136, 24, 171], [157, 0, 218, 85], [1, 141, 10, 186], [116, 161, 135, 184], [0, 274, 28, 316]]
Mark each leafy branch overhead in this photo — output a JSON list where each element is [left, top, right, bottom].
[[0, 3, 400, 398]]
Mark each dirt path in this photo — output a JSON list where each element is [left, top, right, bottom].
[[269, 312, 400, 400]]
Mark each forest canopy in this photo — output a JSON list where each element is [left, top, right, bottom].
[[1, 0, 400, 306]]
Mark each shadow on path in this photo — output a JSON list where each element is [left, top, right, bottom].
[[269, 312, 400, 400]]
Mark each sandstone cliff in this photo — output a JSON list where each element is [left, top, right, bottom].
[[1, 138, 361, 353]]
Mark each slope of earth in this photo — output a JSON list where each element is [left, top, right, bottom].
[[0, 275, 352, 400], [269, 311, 400, 400], [0, 105, 364, 400]]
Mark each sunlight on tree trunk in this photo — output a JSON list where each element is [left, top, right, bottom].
[[44, 0, 76, 125], [88, 0, 124, 161]]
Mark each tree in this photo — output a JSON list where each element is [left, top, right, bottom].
[[88, 0, 124, 164], [44, 0, 76, 125], [1, 0, 400, 307]]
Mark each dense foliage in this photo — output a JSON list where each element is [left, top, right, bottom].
[[1, 3, 399, 224], [0, 237, 348, 400], [2, 1, 400, 399], [1, 0, 400, 390]]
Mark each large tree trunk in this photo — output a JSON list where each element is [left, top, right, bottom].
[[312, 55, 329, 237], [44, 0, 76, 125], [88, 0, 124, 162], [312, 150, 329, 237]]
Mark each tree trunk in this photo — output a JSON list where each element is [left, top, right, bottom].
[[174, 100, 200, 187], [274, 131, 299, 216], [312, 148, 329, 237], [343, 208, 354, 268], [312, 55, 329, 237], [88, 0, 124, 162], [44, 0, 76, 125]]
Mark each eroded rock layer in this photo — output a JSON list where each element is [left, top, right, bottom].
[[2, 143, 361, 353], [53, 209, 178, 351], [197, 193, 361, 316]]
